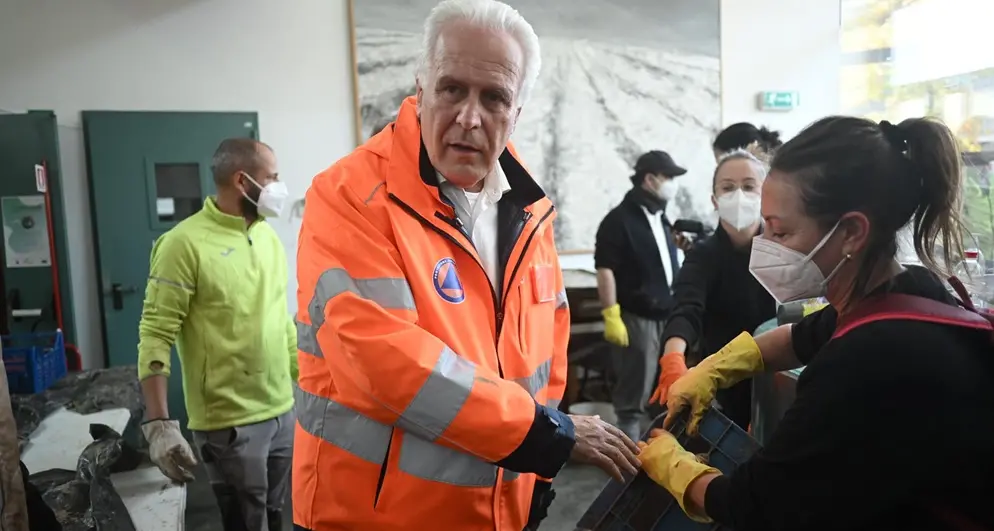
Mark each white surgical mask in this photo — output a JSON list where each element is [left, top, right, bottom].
[[243, 174, 289, 218], [748, 223, 846, 304], [716, 190, 761, 231], [657, 178, 679, 202]]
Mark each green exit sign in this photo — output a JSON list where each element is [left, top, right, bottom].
[[757, 91, 799, 112]]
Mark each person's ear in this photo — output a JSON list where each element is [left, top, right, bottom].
[[711, 194, 719, 210], [234, 171, 254, 194], [839, 212, 871, 256]]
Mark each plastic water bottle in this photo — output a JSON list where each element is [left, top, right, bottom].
[[954, 250, 987, 308]]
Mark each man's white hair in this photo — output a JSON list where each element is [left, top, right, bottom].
[[417, 0, 542, 107]]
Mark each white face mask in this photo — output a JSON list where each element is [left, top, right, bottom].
[[716, 190, 761, 231], [748, 223, 846, 304], [243, 174, 289, 218], [657, 178, 679, 202]]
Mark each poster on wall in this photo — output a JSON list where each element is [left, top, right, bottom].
[[351, 0, 722, 250], [2, 195, 52, 268]]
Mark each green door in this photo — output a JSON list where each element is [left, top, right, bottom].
[[83, 111, 258, 429], [0, 112, 76, 347]]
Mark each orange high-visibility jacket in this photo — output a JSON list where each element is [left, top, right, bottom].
[[293, 97, 575, 531]]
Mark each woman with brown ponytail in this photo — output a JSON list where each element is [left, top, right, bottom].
[[641, 116, 994, 530]]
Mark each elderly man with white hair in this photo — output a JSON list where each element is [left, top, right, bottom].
[[292, 0, 641, 529]]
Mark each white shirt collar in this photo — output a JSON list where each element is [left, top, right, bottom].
[[437, 162, 512, 202]]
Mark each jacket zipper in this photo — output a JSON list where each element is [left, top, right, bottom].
[[390, 195, 555, 374], [433, 211, 503, 325], [485, 204, 551, 518], [391, 194, 554, 524], [390, 194, 505, 377], [498, 207, 554, 323]]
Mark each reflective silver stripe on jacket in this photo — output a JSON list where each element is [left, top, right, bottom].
[[297, 268, 416, 359], [395, 346, 475, 442], [296, 320, 321, 358], [295, 385, 498, 487], [294, 385, 391, 465], [295, 267, 558, 485], [308, 268, 415, 328], [513, 358, 551, 399], [555, 289, 568, 310], [148, 275, 194, 291], [294, 355, 555, 487]]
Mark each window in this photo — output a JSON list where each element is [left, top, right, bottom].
[[841, 0, 994, 266], [153, 162, 202, 223]]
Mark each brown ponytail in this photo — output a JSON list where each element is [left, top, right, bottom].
[[898, 117, 966, 277]]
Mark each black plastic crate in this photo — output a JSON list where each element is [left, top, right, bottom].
[[575, 408, 761, 531]]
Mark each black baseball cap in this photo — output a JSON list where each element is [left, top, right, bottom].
[[634, 150, 687, 178]]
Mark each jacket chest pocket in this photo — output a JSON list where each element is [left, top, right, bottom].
[[517, 265, 557, 373]]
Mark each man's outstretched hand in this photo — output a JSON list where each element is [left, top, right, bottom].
[[569, 415, 641, 482]]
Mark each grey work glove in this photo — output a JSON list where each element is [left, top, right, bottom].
[[141, 419, 197, 483]]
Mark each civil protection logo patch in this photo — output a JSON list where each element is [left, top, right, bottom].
[[433, 257, 465, 304]]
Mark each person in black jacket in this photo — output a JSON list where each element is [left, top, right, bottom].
[[595, 150, 686, 440], [648, 149, 776, 429], [638, 115, 994, 531]]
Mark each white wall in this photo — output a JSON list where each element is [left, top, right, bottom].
[[0, 0, 357, 369], [720, 0, 841, 138], [0, 0, 840, 369]]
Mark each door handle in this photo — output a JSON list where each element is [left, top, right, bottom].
[[108, 283, 137, 311]]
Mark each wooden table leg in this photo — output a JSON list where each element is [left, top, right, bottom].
[[0, 357, 29, 531]]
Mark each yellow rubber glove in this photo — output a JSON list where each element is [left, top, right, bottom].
[[648, 352, 688, 406], [638, 429, 719, 523], [601, 304, 629, 347], [663, 332, 763, 434]]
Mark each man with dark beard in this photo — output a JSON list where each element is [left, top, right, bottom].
[[595, 150, 686, 441], [137, 138, 297, 531]]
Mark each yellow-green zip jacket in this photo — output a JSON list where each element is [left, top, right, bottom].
[[138, 197, 297, 431]]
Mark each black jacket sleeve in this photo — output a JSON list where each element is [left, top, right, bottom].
[[496, 403, 575, 477], [789, 305, 837, 365], [661, 240, 717, 348], [703, 324, 935, 531], [594, 212, 623, 272]]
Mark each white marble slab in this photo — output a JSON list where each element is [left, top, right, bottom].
[[21, 407, 185, 531], [21, 406, 132, 474], [112, 466, 186, 531]]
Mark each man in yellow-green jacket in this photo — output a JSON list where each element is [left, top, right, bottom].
[[137, 138, 297, 531]]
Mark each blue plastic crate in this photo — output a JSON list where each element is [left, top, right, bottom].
[[2, 330, 67, 394], [576, 408, 761, 531]]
